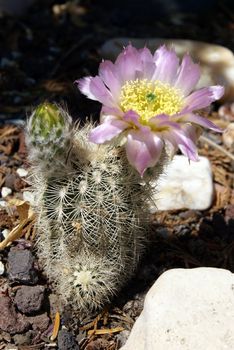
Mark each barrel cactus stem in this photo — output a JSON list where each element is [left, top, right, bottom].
[[26, 104, 167, 314]]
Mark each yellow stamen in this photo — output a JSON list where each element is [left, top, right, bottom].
[[120, 79, 183, 124]]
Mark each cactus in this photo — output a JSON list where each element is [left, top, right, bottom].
[[26, 103, 167, 314]]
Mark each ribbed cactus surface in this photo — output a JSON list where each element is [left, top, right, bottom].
[[26, 103, 166, 314]]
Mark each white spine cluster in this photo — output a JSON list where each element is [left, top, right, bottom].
[[26, 104, 167, 314]]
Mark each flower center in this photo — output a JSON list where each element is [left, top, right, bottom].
[[120, 79, 183, 123]]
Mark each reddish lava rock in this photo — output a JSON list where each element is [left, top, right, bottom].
[[58, 329, 79, 350], [14, 285, 45, 314], [0, 296, 30, 334], [27, 313, 50, 332], [4, 173, 16, 190], [85, 338, 110, 350], [7, 248, 38, 284]]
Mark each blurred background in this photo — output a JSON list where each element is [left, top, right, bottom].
[[0, 0, 234, 123]]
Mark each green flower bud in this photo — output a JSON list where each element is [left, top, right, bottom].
[[27, 103, 72, 163]]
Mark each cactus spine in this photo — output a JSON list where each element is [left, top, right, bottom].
[[26, 103, 167, 314]]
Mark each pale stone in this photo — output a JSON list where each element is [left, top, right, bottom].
[[0, 261, 4, 275], [1, 187, 12, 198], [0, 200, 7, 207], [120, 268, 234, 350], [23, 191, 35, 205], [2, 229, 9, 239], [222, 123, 234, 149], [151, 155, 213, 211], [16, 168, 28, 178], [100, 38, 234, 101]]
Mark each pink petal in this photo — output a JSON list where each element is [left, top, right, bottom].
[[174, 54, 200, 96], [99, 60, 122, 100], [115, 44, 142, 83], [123, 110, 141, 126], [149, 114, 181, 130], [76, 77, 96, 100], [139, 46, 153, 62], [152, 45, 179, 84], [89, 76, 117, 108], [100, 114, 121, 123], [163, 129, 199, 161], [182, 86, 224, 113], [125, 129, 163, 176], [77, 76, 117, 108], [101, 106, 124, 117], [175, 113, 222, 132], [89, 119, 128, 144], [123, 110, 151, 132], [137, 47, 156, 79], [182, 123, 203, 144]]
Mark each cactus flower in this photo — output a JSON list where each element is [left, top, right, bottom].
[[77, 45, 224, 176]]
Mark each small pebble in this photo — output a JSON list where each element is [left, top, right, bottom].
[[0, 200, 7, 207], [16, 168, 28, 178], [14, 285, 45, 314], [27, 313, 50, 332], [0, 296, 30, 334], [1, 187, 12, 198], [14, 177, 26, 192], [0, 261, 5, 275], [23, 191, 35, 204], [116, 330, 131, 347], [4, 173, 16, 190], [222, 123, 234, 149], [2, 229, 10, 239], [13, 332, 32, 346], [58, 329, 79, 350], [8, 248, 38, 284]]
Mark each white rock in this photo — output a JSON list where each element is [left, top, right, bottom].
[[120, 268, 234, 350], [1, 186, 12, 198], [0, 261, 4, 275], [116, 330, 131, 348], [23, 191, 35, 205], [222, 123, 234, 149], [2, 228, 9, 239], [100, 38, 234, 101], [16, 168, 28, 177], [0, 200, 7, 207], [151, 155, 213, 211]]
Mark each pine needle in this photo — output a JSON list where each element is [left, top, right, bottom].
[[50, 312, 60, 341], [87, 327, 124, 335], [200, 135, 234, 161]]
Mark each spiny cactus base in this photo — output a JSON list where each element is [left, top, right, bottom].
[[26, 104, 167, 314]]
